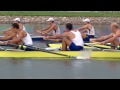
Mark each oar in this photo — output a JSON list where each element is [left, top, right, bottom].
[[104, 43, 120, 50], [0, 43, 75, 58], [84, 43, 110, 49]]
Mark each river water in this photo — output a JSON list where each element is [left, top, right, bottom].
[[0, 23, 119, 79]]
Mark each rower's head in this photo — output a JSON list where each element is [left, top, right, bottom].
[[83, 18, 90, 25], [47, 17, 54, 25], [11, 23, 19, 32], [13, 18, 20, 23], [65, 23, 73, 31], [110, 22, 119, 32]]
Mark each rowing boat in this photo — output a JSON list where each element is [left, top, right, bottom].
[[0, 49, 119, 59], [0, 43, 119, 59], [47, 43, 111, 49], [0, 42, 119, 59]]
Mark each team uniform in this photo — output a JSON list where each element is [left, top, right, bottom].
[[49, 24, 61, 35], [22, 25, 26, 31], [83, 25, 95, 42], [17, 32, 33, 51], [69, 30, 84, 51]]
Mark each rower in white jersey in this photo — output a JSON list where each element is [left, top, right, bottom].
[[91, 22, 120, 49], [3, 23, 33, 50], [46, 23, 84, 51], [36, 17, 61, 36], [13, 18, 27, 31], [77, 18, 95, 38], [1, 18, 27, 36]]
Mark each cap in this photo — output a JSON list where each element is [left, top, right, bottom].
[[13, 18, 20, 22], [47, 17, 54, 21], [83, 18, 90, 23]]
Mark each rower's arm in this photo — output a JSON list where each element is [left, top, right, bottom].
[[94, 33, 113, 42], [77, 25, 88, 31], [102, 32, 120, 43], [44, 25, 55, 33], [9, 32, 24, 43], [0, 32, 15, 41], [40, 25, 51, 31], [81, 32, 87, 38], [82, 30, 87, 33], [19, 24, 23, 30], [36, 25, 51, 34], [47, 32, 69, 38], [60, 32, 70, 37], [47, 35, 58, 39], [1, 27, 12, 34]]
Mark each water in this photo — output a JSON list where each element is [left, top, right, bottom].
[[0, 58, 120, 79], [0, 23, 119, 79]]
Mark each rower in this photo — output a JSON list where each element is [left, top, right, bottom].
[[1, 18, 27, 35], [44, 23, 84, 51], [0, 30, 16, 41], [13, 18, 26, 31], [91, 22, 120, 49], [3, 23, 33, 50], [36, 17, 60, 36], [44, 27, 91, 43], [77, 18, 95, 41]]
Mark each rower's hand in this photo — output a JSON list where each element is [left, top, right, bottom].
[[36, 30, 42, 34], [55, 39, 61, 42], [41, 32, 45, 36], [99, 42, 105, 45], [43, 36, 49, 40], [42, 31, 48, 36], [0, 31, 7, 34], [0, 41, 8, 45], [90, 39, 97, 43], [91, 40, 97, 43]]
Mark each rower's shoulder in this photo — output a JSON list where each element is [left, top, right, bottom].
[[19, 30, 26, 33], [117, 29, 120, 33], [88, 24, 93, 27], [52, 23, 58, 27], [18, 23, 23, 25], [72, 29, 79, 31]]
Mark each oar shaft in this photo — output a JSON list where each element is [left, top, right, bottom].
[[84, 43, 110, 49], [105, 44, 116, 47]]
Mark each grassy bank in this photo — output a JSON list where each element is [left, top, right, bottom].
[[0, 11, 120, 17]]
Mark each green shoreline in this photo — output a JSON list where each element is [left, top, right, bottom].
[[0, 11, 120, 17]]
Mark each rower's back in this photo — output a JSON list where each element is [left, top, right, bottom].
[[50, 23, 61, 35], [70, 30, 84, 47], [87, 24, 95, 35], [22, 31, 33, 46]]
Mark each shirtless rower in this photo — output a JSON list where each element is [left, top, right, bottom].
[[36, 17, 60, 36], [2, 23, 33, 50], [44, 23, 85, 51], [91, 22, 120, 49]]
